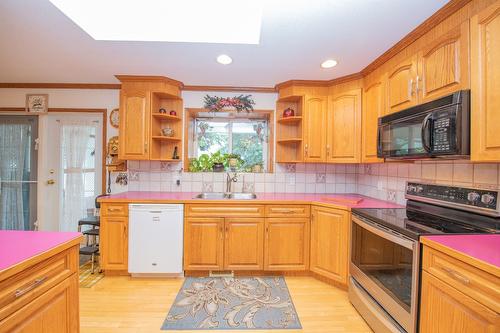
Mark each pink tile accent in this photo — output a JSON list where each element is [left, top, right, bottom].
[[101, 191, 403, 209], [424, 234, 500, 268], [0, 231, 81, 271]]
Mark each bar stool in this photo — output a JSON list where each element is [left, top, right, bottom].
[[78, 194, 108, 273]]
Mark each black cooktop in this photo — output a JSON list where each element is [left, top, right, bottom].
[[353, 200, 500, 240]]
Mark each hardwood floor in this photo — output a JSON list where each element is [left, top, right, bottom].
[[80, 276, 372, 333]]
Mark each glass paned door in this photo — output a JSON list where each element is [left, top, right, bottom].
[[0, 116, 38, 230]]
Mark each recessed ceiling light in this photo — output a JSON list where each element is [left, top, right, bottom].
[[321, 59, 338, 69], [48, 0, 263, 44], [217, 54, 233, 65]]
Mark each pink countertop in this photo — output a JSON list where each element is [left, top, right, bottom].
[[423, 234, 500, 270], [0, 231, 82, 272], [99, 191, 403, 209]]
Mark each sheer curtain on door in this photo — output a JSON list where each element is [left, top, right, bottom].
[[60, 122, 94, 232], [0, 123, 30, 230]]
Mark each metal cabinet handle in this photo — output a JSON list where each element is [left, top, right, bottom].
[[415, 75, 420, 94], [442, 267, 470, 284], [14, 276, 47, 298], [280, 209, 294, 214], [108, 208, 121, 212], [408, 78, 414, 97], [305, 144, 309, 157], [265, 226, 269, 239], [326, 145, 330, 157]]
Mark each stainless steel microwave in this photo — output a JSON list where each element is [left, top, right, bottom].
[[377, 90, 470, 160]]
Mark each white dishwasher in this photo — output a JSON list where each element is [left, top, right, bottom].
[[128, 204, 183, 276]]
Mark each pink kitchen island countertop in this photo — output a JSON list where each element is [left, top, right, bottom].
[[422, 234, 500, 276], [0, 230, 82, 278], [98, 191, 403, 210]]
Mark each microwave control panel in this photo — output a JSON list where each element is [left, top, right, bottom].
[[432, 111, 456, 153]]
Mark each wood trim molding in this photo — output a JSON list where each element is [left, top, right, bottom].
[[183, 85, 276, 93], [274, 72, 364, 90], [115, 75, 184, 88], [0, 83, 121, 89], [361, 0, 471, 75]]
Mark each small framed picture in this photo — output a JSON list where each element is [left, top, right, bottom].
[[26, 94, 48, 113]]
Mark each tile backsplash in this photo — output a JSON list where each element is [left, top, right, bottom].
[[124, 160, 500, 206]]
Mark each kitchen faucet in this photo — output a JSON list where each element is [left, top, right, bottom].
[[226, 172, 238, 193]]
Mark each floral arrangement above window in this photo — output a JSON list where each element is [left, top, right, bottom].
[[203, 94, 255, 113]]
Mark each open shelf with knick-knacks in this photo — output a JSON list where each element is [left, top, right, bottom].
[[150, 91, 183, 161], [276, 95, 304, 163]]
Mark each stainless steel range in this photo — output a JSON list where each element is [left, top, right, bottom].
[[349, 182, 500, 333]]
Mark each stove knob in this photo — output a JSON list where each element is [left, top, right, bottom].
[[481, 194, 495, 205], [416, 186, 424, 193], [467, 192, 480, 202]]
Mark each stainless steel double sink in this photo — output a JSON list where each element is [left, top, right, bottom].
[[193, 192, 257, 200]]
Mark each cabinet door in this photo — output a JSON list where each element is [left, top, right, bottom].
[[118, 89, 150, 160], [264, 218, 310, 271], [471, 2, 500, 162], [183, 218, 224, 270], [386, 55, 418, 114], [420, 271, 499, 333], [418, 21, 470, 103], [0, 275, 79, 333], [303, 96, 327, 162], [224, 218, 264, 270], [327, 89, 362, 163], [310, 206, 349, 285], [100, 216, 128, 271], [362, 77, 384, 163]]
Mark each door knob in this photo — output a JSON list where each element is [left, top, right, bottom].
[[47, 179, 55, 185]]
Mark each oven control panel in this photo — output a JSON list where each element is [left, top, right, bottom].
[[406, 182, 499, 215]]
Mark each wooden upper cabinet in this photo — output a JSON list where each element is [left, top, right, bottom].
[[418, 21, 470, 103], [419, 271, 499, 333], [118, 89, 150, 160], [264, 218, 310, 271], [386, 55, 419, 114], [310, 206, 349, 285], [362, 76, 385, 163], [224, 218, 264, 270], [327, 89, 361, 163], [183, 218, 224, 271], [303, 95, 327, 162], [471, 1, 500, 162], [100, 216, 128, 271]]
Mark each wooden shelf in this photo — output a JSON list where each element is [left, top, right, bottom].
[[152, 113, 182, 121], [277, 95, 303, 103], [277, 138, 302, 143], [277, 116, 302, 124], [150, 158, 182, 162], [152, 136, 182, 141]]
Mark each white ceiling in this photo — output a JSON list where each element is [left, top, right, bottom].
[[0, 0, 449, 87]]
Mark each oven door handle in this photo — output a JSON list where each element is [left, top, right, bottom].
[[352, 215, 416, 250], [421, 113, 433, 153]]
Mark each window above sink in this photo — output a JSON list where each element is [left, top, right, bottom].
[[184, 108, 274, 173]]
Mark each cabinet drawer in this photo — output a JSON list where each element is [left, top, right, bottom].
[[423, 246, 500, 312], [185, 204, 265, 217], [265, 205, 310, 218], [101, 203, 128, 216], [0, 246, 77, 322]]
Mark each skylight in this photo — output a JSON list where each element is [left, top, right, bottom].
[[49, 0, 263, 44]]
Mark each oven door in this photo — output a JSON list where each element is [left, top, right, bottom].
[[350, 215, 419, 333], [378, 111, 433, 159]]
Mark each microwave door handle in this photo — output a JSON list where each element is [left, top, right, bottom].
[[421, 113, 433, 152], [377, 126, 383, 157]]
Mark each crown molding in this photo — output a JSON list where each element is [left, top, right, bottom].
[[0, 82, 121, 89]]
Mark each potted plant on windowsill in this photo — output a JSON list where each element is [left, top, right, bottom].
[[210, 151, 226, 172], [227, 153, 241, 169]]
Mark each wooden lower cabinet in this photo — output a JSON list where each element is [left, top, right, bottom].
[[420, 271, 499, 333], [100, 216, 128, 271], [0, 275, 79, 333], [183, 218, 224, 270], [310, 206, 349, 285], [264, 218, 310, 271], [224, 218, 264, 270]]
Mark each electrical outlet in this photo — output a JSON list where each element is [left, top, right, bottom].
[[387, 190, 396, 202]]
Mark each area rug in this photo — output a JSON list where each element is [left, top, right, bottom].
[[79, 261, 104, 288], [162, 277, 302, 330]]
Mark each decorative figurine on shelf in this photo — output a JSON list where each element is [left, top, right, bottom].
[[159, 108, 167, 114], [169, 110, 177, 116], [161, 127, 174, 137], [115, 172, 128, 186], [172, 146, 180, 159], [283, 107, 295, 118]]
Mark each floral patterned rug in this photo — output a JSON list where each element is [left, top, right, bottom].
[[162, 277, 302, 330]]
